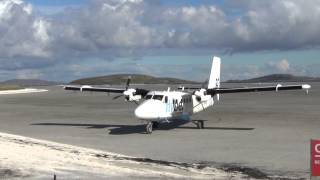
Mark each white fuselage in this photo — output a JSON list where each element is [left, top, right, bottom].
[[134, 90, 214, 122]]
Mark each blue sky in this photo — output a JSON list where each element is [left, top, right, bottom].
[[0, 0, 319, 81]]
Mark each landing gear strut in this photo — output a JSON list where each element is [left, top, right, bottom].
[[192, 120, 205, 129], [145, 121, 160, 134], [146, 122, 153, 134]]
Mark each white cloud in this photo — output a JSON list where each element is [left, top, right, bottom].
[[0, 0, 51, 58], [33, 19, 50, 44], [276, 59, 290, 72], [0, 0, 320, 81], [16, 69, 43, 79], [267, 59, 291, 72], [2, 0, 320, 59]]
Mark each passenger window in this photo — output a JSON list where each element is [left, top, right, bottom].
[[164, 96, 168, 103]]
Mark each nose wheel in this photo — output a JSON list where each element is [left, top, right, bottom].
[[145, 121, 160, 134], [146, 122, 153, 134]]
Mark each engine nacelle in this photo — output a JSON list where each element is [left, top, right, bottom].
[[80, 85, 92, 92], [194, 88, 207, 102], [123, 89, 142, 102]]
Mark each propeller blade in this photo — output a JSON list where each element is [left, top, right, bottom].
[[202, 79, 208, 88], [125, 76, 132, 90], [113, 94, 123, 100], [133, 101, 139, 105]]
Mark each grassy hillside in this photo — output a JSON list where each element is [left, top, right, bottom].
[[70, 74, 199, 85], [226, 74, 320, 83], [0, 85, 22, 91]]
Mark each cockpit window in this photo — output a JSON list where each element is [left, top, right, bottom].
[[152, 95, 163, 101], [145, 95, 152, 99]]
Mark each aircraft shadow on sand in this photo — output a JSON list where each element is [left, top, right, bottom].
[[31, 120, 254, 135]]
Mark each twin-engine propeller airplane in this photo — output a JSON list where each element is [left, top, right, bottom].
[[64, 57, 311, 134]]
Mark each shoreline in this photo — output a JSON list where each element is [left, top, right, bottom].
[[0, 88, 48, 95]]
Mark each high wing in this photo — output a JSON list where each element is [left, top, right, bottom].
[[64, 85, 125, 93], [64, 76, 150, 100], [207, 84, 311, 95], [64, 85, 149, 101], [64, 85, 149, 95]]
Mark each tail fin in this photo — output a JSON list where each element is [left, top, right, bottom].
[[208, 56, 221, 89]]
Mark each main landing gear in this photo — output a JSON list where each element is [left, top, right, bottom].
[[192, 120, 205, 129], [145, 121, 159, 134]]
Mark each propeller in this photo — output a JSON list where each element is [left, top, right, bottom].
[[112, 76, 146, 102], [125, 76, 131, 90], [112, 76, 132, 100], [113, 94, 123, 100], [202, 79, 208, 88]]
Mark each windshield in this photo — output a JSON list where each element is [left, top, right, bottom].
[[145, 95, 152, 99], [152, 95, 163, 101]]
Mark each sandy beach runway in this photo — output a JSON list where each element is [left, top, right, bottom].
[[0, 132, 248, 179]]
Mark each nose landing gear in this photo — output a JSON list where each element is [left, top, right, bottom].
[[145, 121, 160, 134], [146, 122, 153, 134]]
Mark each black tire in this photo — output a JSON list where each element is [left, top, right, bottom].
[[200, 121, 204, 129], [196, 121, 204, 129], [196, 121, 201, 129]]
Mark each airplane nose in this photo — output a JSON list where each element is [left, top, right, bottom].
[[134, 103, 154, 119], [134, 106, 145, 119], [134, 100, 164, 120]]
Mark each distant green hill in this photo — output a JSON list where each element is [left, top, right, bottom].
[[226, 74, 320, 83], [70, 74, 199, 85], [0, 85, 21, 91]]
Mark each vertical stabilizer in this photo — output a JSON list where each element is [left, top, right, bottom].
[[208, 56, 221, 89]]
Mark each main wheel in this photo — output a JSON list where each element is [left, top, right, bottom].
[[200, 121, 204, 129], [196, 122, 202, 129], [146, 122, 153, 134], [195, 121, 204, 129]]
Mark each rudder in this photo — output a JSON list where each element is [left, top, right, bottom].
[[208, 56, 221, 89]]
